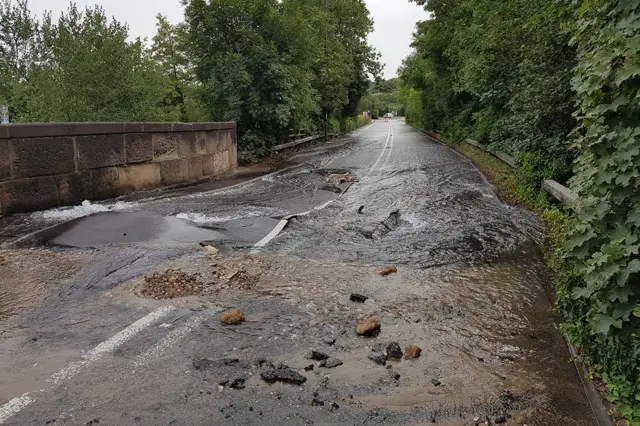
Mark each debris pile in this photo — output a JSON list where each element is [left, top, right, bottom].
[[326, 172, 358, 185], [221, 309, 246, 325], [141, 269, 203, 299]]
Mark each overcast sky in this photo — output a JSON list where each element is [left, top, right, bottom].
[[26, 0, 430, 78]]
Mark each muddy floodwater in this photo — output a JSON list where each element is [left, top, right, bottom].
[[0, 121, 595, 425]]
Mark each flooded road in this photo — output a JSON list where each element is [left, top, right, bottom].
[[0, 120, 595, 425]]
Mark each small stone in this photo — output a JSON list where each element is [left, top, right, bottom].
[[218, 379, 229, 386], [221, 309, 245, 325], [324, 358, 343, 368], [431, 378, 441, 386], [229, 378, 245, 390], [493, 415, 507, 424], [377, 266, 397, 276], [404, 345, 422, 359], [385, 342, 403, 359], [323, 335, 336, 345], [392, 373, 400, 380], [368, 351, 387, 366], [260, 368, 307, 385], [304, 364, 314, 371], [356, 317, 381, 336], [329, 401, 340, 411], [305, 350, 329, 360], [311, 398, 324, 406], [349, 293, 369, 303], [202, 245, 220, 256]]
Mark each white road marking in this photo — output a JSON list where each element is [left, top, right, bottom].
[[0, 395, 34, 424], [367, 123, 393, 175], [253, 123, 394, 249], [134, 312, 212, 367], [49, 305, 176, 385], [0, 306, 175, 424]]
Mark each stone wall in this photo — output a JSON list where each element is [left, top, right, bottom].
[[0, 122, 237, 215]]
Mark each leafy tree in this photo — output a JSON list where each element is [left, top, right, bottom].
[[558, 1, 640, 422]]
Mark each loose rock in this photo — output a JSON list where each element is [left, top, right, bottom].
[[304, 364, 314, 372], [305, 350, 329, 361], [431, 378, 441, 386], [368, 351, 387, 366], [323, 358, 343, 368], [323, 335, 336, 345], [329, 401, 340, 411], [349, 293, 369, 303], [202, 245, 220, 256], [229, 378, 246, 390], [221, 309, 245, 325], [385, 342, 403, 359], [404, 345, 422, 359], [377, 266, 397, 276], [260, 368, 307, 385], [356, 317, 381, 336]]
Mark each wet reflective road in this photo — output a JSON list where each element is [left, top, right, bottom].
[[0, 120, 595, 425]]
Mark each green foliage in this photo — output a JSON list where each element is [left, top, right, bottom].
[[556, 1, 640, 422], [401, 0, 576, 184], [0, 0, 205, 123], [183, 0, 379, 153]]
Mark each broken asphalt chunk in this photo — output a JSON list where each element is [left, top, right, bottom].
[[349, 293, 368, 303], [260, 368, 307, 385]]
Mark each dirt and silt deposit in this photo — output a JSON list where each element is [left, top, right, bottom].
[[114, 248, 593, 426]]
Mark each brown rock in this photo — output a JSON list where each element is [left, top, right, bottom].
[[356, 317, 381, 336], [221, 309, 245, 325], [202, 245, 220, 256], [404, 345, 422, 359], [377, 266, 397, 276]]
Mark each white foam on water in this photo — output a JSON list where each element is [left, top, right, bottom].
[[39, 200, 139, 220], [41, 200, 138, 219], [175, 210, 264, 224]]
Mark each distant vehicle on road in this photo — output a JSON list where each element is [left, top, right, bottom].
[[383, 113, 394, 119]]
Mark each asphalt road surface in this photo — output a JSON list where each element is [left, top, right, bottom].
[[0, 120, 596, 425]]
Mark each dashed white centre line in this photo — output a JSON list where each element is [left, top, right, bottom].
[[0, 305, 175, 424], [0, 395, 34, 424]]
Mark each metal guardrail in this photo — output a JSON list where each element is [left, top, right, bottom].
[[272, 133, 338, 152], [463, 139, 578, 208]]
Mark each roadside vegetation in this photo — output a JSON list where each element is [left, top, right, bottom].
[[0, 0, 380, 157], [400, 0, 640, 422]]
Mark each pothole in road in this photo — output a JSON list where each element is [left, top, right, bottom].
[[358, 210, 402, 240]]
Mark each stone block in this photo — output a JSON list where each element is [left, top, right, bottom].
[[0, 140, 11, 180], [125, 133, 153, 164], [159, 158, 189, 186], [76, 134, 125, 170], [229, 145, 238, 169], [144, 123, 172, 133], [56, 172, 92, 205], [153, 133, 180, 161], [12, 137, 75, 178], [213, 150, 232, 177], [124, 123, 144, 133], [178, 132, 198, 158], [202, 154, 215, 176], [8, 123, 70, 139], [172, 123, 193, 132], [205, 131, 223, 154], [188, 156, 203, 181], [90, 167, 120, 199], [69, 122, 125, 136], [118, 163, 161, 192], [1, 176, 58, 214], [194, 131, 207, 155]]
